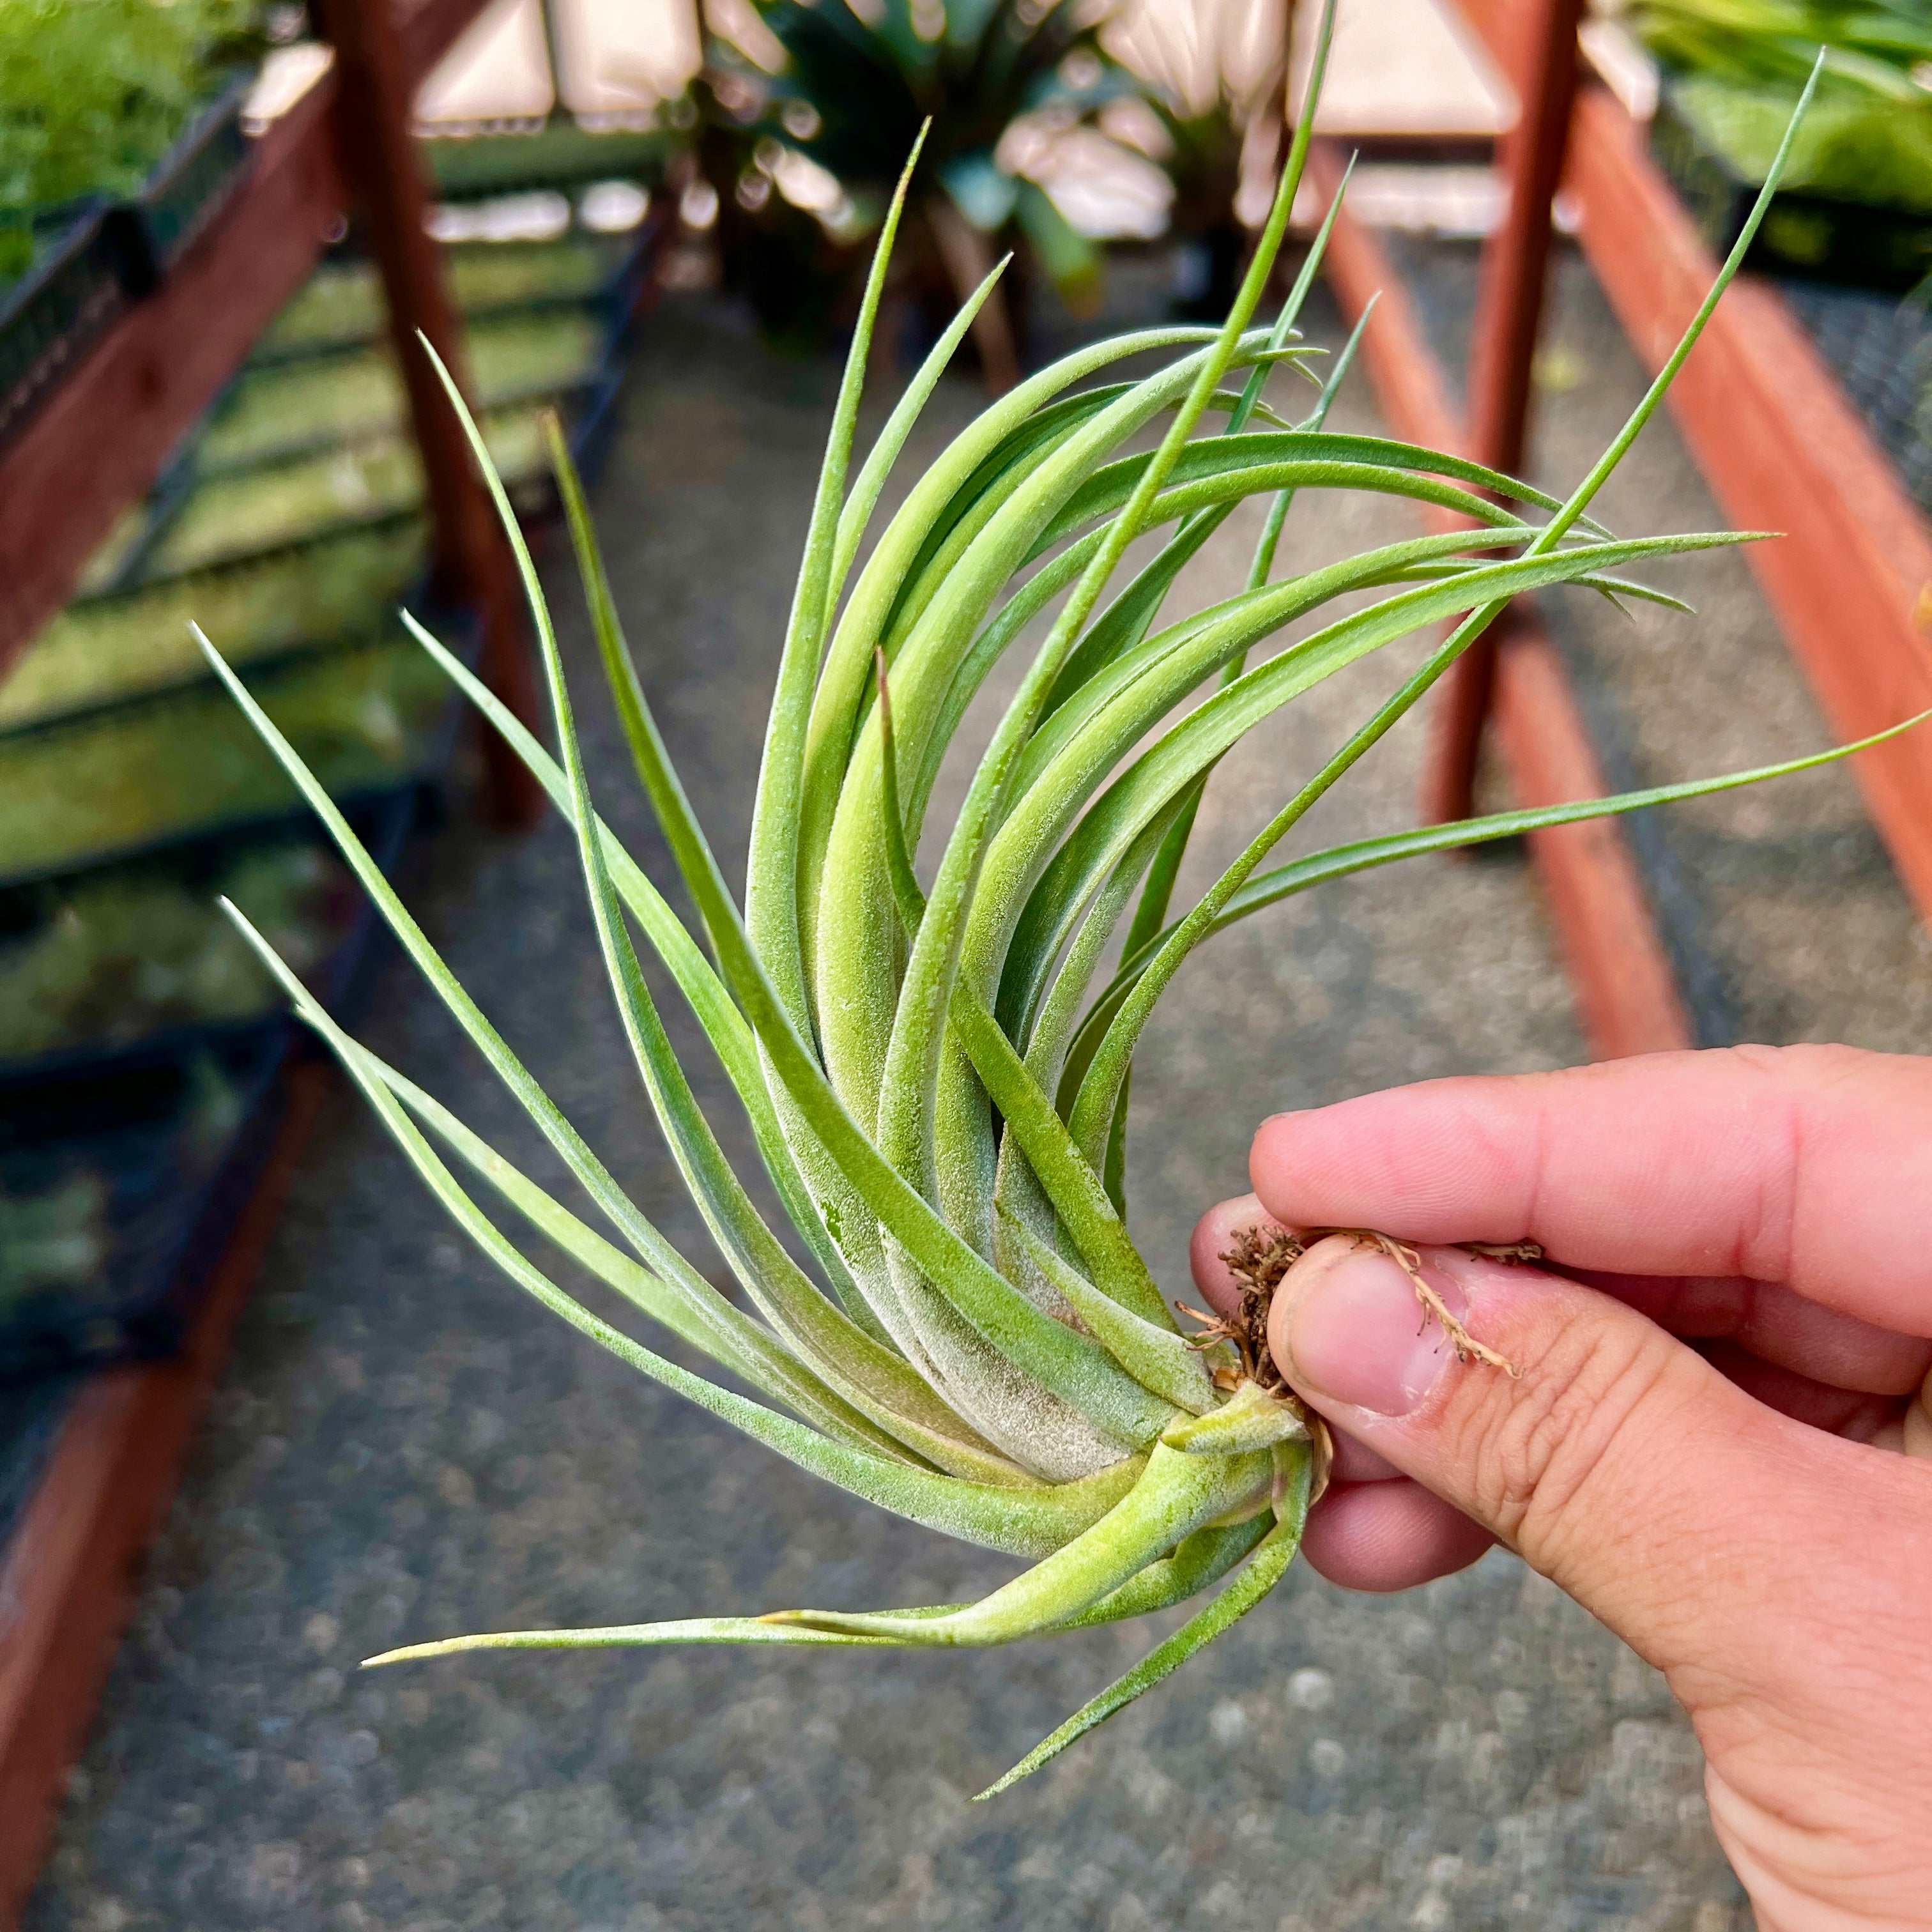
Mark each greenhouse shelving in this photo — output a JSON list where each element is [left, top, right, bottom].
[[0, 0, 521, 686], [0, 0, 548, 1918]]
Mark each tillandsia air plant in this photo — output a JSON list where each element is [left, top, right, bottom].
[[201, 26, 1914, 1795]]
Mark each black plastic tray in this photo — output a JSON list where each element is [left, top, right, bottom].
[[1777, 279, 1932, 514], [0, 204, 134, 448], [0, 1030, 287, 1384], [125, 71, 257, 290], [424, 116, 670, 201], [0, 767, 425, 1383], [1651, 79, 1932, 293], [192, 319, 622, 479], [0, 785, 415, 1094], [249, 216, 659, 367], [109, 349, 623, 592], [0, 624, 464, 890]]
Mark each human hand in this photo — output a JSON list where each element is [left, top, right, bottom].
[[1189, 1044, 1932, 1932]]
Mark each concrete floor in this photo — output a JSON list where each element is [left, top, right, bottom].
[[26, 253, 1929, 1930]]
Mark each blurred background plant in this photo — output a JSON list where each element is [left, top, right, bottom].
[[686, 0, 1287, 375], [1623, 0, 1932, 214], [0, 0, 267, 280], [1104, 0, 1289, 316]]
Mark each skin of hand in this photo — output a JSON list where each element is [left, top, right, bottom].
[[1188, 1044, 1932, 1932]]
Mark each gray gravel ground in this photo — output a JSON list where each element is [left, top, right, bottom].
[[27, 255, 1928, 1930]]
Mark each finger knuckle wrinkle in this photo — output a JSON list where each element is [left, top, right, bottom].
[[1457, 1321, 1669, 1557]]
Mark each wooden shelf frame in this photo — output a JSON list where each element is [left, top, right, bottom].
[[1314, 0, 1932, 1061], [1558, 83, 1932, 919]]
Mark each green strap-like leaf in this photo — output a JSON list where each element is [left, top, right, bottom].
[[747, 126, 927, 1045], [364, 1517, 1278, 1673], [1065, 48, 1837, 1165], [1028, 431, 1606, 562], [365, 1619, 909, 1668], [400, 612, 887, 1345], [540, 422, 1176, 1467], [530, 420, 1031, 1482], [997, 1209, 1215, 1414], [1061, 707, 1932, 1102], [770, 1441, 1271, 1645], [859, 101, 1344, 1340], [828, 251, 1008, 611], [997, 530, 1756, 1057], [371, 1040, 1029, 1483], [974, 1454, 1309, 1798]]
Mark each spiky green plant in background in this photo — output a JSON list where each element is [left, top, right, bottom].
[[1630, 0, 1932, 213], [0, 0, 263, 279], [199, 27, 1912, 1795]]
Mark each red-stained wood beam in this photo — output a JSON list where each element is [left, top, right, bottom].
[[1491, 624, 1691, 1052], [0, 1068, 333, 1930], [1421, 0, 1586, 827], [314, 0, 541, 826], [1309, 139, 1692, 1058], [0, 80, 346, 675], [1561, 86, 1932, 924]]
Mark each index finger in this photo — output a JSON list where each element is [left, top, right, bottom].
[[1248, 1043, 1932, 1338]]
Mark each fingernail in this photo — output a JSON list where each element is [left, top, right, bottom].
[[1274, 1243, 1466, 1418]]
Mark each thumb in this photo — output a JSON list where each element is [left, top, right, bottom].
[[1266, 1235, 1850, 1686]]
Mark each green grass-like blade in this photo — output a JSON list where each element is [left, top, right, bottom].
[[1029, 431, 1606, 560], [860, 170, 1376, 1314], [829, 253, 1011, 612], [1100, 300, 1378, 1197], [1063, 50, 1837, 1164], [747, 125, 928, 1040], [192, 620, 848, 1406], [973, 1503, 1303, 1798], [852, 118, 1337, 1183], [366, 1619, 915, 1667], [874, 646, 926, 941], [399, 610, 887, 1344], [771, 1443, 1271, 1646], [974, 1445, 1312, 1798], [351, 301, 1153, 1466], [448, 422, 1027, 1479], [1061, 706, 1932, 1100], [369, 1041, 1029, 1482], [995, 532, 1754, 1048], [946, 986, 1172, 1328], [795, 325, 1232, 1004], [220, 900, 1137, 1556], [368, 1519, 1280, 1672]]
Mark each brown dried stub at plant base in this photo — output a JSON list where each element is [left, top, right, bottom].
[[196, 33, 1904, 1801], [1192, 1225, 1535, 1383]]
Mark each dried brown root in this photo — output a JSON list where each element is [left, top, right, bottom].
[[1176, 1223, 1308, 1398], [1183, 1222, 1521, 1389], [1344, 1231, 1521, 1380], [1458, 1239, 1543, 1265]]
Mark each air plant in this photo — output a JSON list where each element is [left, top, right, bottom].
[[201, 32, 1910, 1796]]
